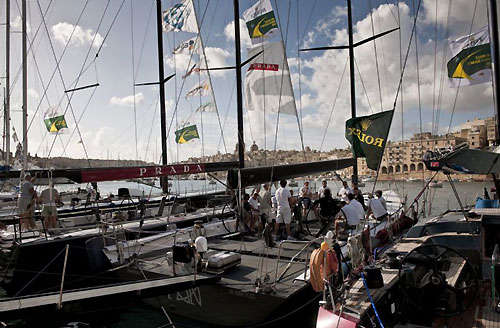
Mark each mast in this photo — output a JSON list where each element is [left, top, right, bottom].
[[347, 0, 357, 184], [156, 0, 168, 193], [4, 0, 9, 166], [21, 0, 27, 172], [233, 0, 244, 169], [489, 0, 500, 143]]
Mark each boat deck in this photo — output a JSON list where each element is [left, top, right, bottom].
[[209, 236, 314, 297]]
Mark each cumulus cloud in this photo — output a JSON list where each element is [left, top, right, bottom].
[[51, 22, 104, 48], [110, 93, 144, 107], [224, 19, 252, 49]]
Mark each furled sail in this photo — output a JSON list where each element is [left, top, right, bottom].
[[245, 41, 297, 116]]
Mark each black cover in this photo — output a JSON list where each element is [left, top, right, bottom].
[[173, 245, 194, 263], [227, 157, 356, 189]]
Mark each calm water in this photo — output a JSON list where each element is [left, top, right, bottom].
[[2, 179, 490, 327]]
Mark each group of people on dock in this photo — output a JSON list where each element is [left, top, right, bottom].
[[239, 178, 388, 241]]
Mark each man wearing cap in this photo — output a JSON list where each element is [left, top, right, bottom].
[[18, 173, 38, 230]]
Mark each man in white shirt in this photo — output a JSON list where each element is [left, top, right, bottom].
[[259, 183, 272, 223], [347, 194, 365, 219], [18, 173, 38, 230], [338, 181, 353, 203], [366, 193, 388, 221], [39, 183, 61, 230], [248, 191, 261, 233], [274, 180, 294, 240], [375, 190, 387, 210], [299, 181, 312, 219], [317, 180, 331, 199]]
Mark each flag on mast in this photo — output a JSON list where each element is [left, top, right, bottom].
[[185, 80, 211, 98], [196, 102, 216, 112], [175, 124, 199, 144], [162, 0, 198, 33], [44, 115, 68, 133], [245, 41, 297, 116], [447, 26, 491, 87], [182, 59, 207, 79], [345, 110, 394, 171], [243, 0, 279, 44], [173, 36, 200, 55]]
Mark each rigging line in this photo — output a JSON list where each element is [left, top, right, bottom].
[[354, 57, 375, 114], [164, 4, 211, 155], [35, 0, 91, 166], [411, 0, 425, 184], [431, 0, 438, 134], [144, 97, 159, 162], [60, 85, 98, 156], [95, 0, 126, 58], [27, 0, 106, 137], [133, 0, 155, 81], [131, 0, 139, 162], [8, 0, 53, 100], [36, 7, 107, 160], [299, 0, 317, 45], [216, 81, 236, 153], [382, 0, 399, 23], [397, 0, 405, 195], [378, 2, 391, 107], [447, 0, 478, 135], [111, 97, 161, 148], [367, 0, 384, 111], [436, 0, 452, 135], [193, 0, 227, 155], [296, 0, 305, 162], [390, 0, 422, 113], [273, 0, 305, 158], [270, 0, 294, 183], [319, 57, 349, 152]]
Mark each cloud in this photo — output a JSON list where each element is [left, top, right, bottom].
[[110, 93, 144, 107], [51, 22, 104, 48], [11, 16, 30, 32], [289, 1, 495, 151], [165, 47, 231, 78], [224, 19, 252, 49]]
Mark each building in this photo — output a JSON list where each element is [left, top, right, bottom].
[[356, 132, 468, 179]]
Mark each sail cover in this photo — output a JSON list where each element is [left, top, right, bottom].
[[245, 41, 297, 116], [447, 26, 491, 87]]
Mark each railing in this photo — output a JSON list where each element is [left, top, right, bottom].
[[273, 237, 323, 288]]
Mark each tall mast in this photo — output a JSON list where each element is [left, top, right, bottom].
[[156, 0, 168, 193], [489, 0, 500, 143], [5, 0, 9, 166], [233, 0, 244, 168], [21, 0, 27, 172], [347, 0, 357, 183]]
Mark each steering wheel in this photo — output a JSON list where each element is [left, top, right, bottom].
[[398, 244, 478, 317]]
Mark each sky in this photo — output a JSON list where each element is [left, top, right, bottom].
[[0, 0, 496, 165]]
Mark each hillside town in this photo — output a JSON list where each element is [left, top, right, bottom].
[[185, 116, 497, 181]]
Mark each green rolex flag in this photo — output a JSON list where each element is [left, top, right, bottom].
[[175, 124, 199, 144], [345, 110, 394, 170], [44, 115, 68, 133]]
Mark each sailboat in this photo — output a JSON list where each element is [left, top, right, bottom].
[[315, 1, 500, 327], [0, 1, 407, 326]]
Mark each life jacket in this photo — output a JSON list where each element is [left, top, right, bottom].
[[309, 248, 339, 292]]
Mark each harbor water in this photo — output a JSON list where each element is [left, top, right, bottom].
[[2, 179, 492, 327]]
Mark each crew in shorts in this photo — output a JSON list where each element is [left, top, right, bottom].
[[274, 180, 295, 240], [39, 183, 61, 231]]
